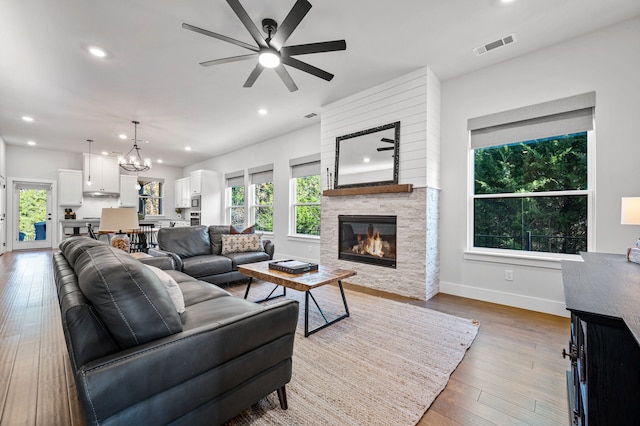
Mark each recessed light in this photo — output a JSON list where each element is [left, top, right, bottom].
[[258, 109, 268, 115], [185, 147, 192, 151], [501, 0, 515, 3], [157, 159, 163, 163], [101, 151, 109, 155], [119, 134, 127, 139], [88, 46, 107, 57], [22, 116, 34, 122], [363, 157, 370, 163], [27, 141, 36, 146]]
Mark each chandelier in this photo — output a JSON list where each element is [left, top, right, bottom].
[[118, 120, 151, 172]]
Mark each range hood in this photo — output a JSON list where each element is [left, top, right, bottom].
[[83, 191, 119, 198]]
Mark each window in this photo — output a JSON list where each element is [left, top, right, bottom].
[[249, 165, 274, 233], [138, 179, 163, 216], [290, 154, 321, 236], [469, 92, 595, 255], [225, 171, 245, 226]]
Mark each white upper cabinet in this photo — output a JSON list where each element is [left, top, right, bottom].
[[119, 175, 139, 207], [190, 170, 203, 195], [83, 154, 120, 194], [58, 169, 83, 206], [174, 177, 191, 208]]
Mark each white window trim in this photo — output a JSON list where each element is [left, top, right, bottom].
[[225, 185, 246, 226], [289, 176, 321, 238], [466, 130, 596, 266]]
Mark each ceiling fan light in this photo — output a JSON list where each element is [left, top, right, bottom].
[[259, 50, 280, 68]]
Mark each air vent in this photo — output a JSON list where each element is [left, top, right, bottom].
[[473, 34, 517, 56], [303, 112, 318, 119]]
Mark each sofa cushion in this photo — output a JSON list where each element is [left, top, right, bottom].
[[225, 251, 271, 270], [60, 236, 108, 268], [182, 254, 233, 278], [178, 280, 232, 306], [145, 265, 185, 314], [208, 225, 230, 255], [221, 234, 264, 255], [157, 225, 211, 258], [75, 245, 183, 349]]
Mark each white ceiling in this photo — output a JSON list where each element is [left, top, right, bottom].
[[1, 0, 639, 168]]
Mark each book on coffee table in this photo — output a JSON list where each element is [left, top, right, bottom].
[[268, 259, 319, 274]]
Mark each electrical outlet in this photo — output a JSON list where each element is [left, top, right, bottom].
[[505, 269, 514, 281]]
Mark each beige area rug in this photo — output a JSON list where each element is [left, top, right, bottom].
[[224, 281, 479, 426]]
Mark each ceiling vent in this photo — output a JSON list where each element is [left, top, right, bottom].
[[473, 34, 516, 56], [303, 112, 318, 119]]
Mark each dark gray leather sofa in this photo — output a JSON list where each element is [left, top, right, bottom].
[[149, 225, 273, 284], [53, 236, 298, 425]]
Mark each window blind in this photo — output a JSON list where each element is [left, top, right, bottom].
[[249, 164, 273, 185], [290, 154, 320, 178], [225, 170, 244, 187], [468, 92, 595, 149]]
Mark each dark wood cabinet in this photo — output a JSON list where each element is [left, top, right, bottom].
[[562, 253, 640, 426]]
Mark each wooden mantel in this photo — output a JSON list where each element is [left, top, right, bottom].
[[323, 184, 413, 197]]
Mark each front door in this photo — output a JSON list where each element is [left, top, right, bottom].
[[13, 181, 53, 250]]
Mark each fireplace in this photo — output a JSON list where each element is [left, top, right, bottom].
[[338, 215, 397, 268]]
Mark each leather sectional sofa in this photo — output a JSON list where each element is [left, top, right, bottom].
[[149, 225, 273, 284], [53, 236, 298, 425]]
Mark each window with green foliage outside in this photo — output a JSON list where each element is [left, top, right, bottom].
[[474, 132, 588, 254], [293, 174, 321, 236], [138, 180, 163, 217], [253, 182, 273, 232], [230, 185, 245, 226]]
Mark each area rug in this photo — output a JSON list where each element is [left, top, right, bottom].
[[224, 281, 479, 425]]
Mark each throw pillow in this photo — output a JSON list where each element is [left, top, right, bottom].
[[145, 265, 186, 314], [230, 224, 255, 234], [221, 233, 263, 255]]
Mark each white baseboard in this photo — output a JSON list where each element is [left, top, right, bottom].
[[439, 281, 569, 318]]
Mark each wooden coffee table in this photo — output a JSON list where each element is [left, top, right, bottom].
[[238, 261, 356, 337]]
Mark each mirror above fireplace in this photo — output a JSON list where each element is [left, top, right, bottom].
[[334, 121, 400, 189]]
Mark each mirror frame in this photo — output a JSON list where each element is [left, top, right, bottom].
[[334, 121, 400, 189]]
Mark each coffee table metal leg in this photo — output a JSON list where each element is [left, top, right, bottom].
[[304, 280, 350, 337], [244, 277, 287, 303]]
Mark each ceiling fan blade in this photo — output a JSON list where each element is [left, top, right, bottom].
[[226, 0, 268, 49], [281, 40, 346, 56], [380, 138, 395, 143], [376, 147, 394, 152], [243, 64, 264, 88], [200, 53, 257, 67], [275, 66, 298, 92], [281, 56, 334, 81], [182, 23, 258, 52], [269, 0, 312, 50]]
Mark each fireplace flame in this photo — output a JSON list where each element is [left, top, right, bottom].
[[352, 231, 385, 257]]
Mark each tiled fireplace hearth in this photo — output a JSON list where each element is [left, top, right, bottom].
[[321, 187, 439, 300]]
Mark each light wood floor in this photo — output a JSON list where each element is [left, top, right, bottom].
[[0, 249, 570, 425]]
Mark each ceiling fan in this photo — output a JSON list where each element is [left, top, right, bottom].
[[182, 0, 347, 92]]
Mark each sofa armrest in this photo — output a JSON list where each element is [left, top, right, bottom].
[[262, 239, 275, 259], [139, 255, 175, 270], [75, 299, 299, 425], [148, 248, 183, 271]]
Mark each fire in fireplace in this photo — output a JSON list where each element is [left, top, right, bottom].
[[338, 215, 397, 268]]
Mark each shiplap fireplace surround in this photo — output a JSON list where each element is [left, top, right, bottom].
[[319, 67, 441, 301]]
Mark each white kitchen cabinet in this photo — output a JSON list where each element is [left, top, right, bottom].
[[118, 175, 139, 207], [83, 154, 120, 194], [174, 177, 191, 208], [58, 169, 83, 206], [191, 170, 222, 225]]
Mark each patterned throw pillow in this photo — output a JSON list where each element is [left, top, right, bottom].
[[230, 224, 255, 234], [221, 233, 263, 254]]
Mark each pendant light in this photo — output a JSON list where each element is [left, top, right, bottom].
[[86, 139, 93, 186]]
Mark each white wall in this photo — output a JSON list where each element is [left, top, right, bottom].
[[0, 136, 6, 178], [440, 18, 640, 316], [184, 123, 321, 262]]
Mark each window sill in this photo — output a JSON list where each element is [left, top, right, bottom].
[[463, 248, 584, 270], [287, 234, 321, 242]]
